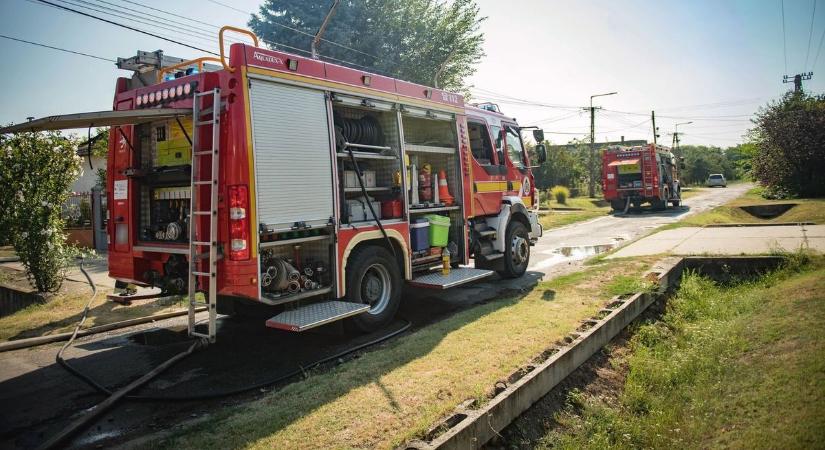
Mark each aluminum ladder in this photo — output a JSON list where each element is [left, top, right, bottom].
[[188, 88, 220, 342]]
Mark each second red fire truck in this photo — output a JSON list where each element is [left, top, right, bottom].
[[602, 143, 682, 212], [1, 27, 547, 341]]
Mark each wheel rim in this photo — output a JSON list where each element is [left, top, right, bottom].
[[360, 263, 391, 315], [511, 234, 529, 267]]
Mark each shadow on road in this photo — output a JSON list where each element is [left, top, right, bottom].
[[0, 271, 542, 449]]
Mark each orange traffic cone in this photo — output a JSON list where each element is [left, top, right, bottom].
[[438, 170, 454, 205]]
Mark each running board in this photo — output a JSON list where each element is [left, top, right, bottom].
[[408, 268, 494, 289], [265, 301, 370, 332]]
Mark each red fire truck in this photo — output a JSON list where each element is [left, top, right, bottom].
[[602, 143, 682, 212], [1, 27, 546, 341]]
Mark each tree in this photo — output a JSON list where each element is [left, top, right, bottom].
[[248, 0, 486, 92], [0, 131, 82, 292], [751, 91, 825, 197]]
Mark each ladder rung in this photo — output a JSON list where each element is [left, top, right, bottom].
[[193, 180, 214, 185], [192, 271, 214, 277], [192, 241, 213, 246], [194, 150, 216, 156], [191, 211, 213, 216], [196, 120, 215, 126]]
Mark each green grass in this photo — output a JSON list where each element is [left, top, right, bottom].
[[539, 255, 825, 449], [154, 257, 657, 450], [540, 197, 611, 230], [665, 186, 825, 229], [0, 266, 188, 341]]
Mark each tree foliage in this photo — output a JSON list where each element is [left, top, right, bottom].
[[248, 0, 486, 92], [677, 145, 740, 185], [751, 91, 825, 197], [530, 139, 590, 194], [0, 131, 82, 292]]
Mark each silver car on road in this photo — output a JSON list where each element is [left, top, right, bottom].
[[706, 173, 727, 187]]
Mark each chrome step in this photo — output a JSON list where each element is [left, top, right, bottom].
[[408, 267, 494, 289], [265, 300, 370, 332]]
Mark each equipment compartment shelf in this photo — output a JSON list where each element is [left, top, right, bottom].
[[261, 286, 333, 306], [409, 205, 460, 214], [343, 186, 393, 193], [344, 218, 405, 228], [259, 233, 331, 248], [336, 151, 398, 161], [405, 143, 456, 154]]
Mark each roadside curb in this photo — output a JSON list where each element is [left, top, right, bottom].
[[402, 257, 683, 450], [404, 255, 785, 449], [703, 222, 814, 227]]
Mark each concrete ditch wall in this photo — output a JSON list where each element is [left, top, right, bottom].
[[404, 256, 785, 450]]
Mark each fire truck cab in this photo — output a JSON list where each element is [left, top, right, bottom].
[[0, 28, 546, 341]]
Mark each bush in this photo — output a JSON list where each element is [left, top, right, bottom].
[[550, 185, 570, 204], [0, 131, 82, 292], [751, 91, 825, 197]]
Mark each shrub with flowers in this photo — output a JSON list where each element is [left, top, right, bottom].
[[0, 131, 82, 292]]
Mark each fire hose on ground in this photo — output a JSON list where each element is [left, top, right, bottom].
[[39, 259, 411, 448]]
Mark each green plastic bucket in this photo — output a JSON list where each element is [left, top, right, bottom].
[[424, 214, 450, 247]]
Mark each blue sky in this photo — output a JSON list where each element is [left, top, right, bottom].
[[1, 0, 823, 147]]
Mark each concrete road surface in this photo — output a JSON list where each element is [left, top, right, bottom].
[[528, 183, 753, 273], [610, 223, 825, 258]]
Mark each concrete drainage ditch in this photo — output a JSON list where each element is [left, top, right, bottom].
[[403, 256, 785, 450], [739, 203, 797, 219]]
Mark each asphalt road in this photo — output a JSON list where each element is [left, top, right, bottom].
[[0, 184, 751, 449]]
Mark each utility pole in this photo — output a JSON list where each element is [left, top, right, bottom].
[[586, 91, 618, 197], [783, 72, 813, 92], [651, 111, 659, 146], [311, 0, 340, 59], [672, 121, 692, 155]]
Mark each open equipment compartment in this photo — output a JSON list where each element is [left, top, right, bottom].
[[401, 109, 464, 270], [332, 94, 404, 226], [133, 118, 194, 244]]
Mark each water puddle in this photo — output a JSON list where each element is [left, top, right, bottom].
[[530, 243, 616, 271], [554, 244, 615, 259]]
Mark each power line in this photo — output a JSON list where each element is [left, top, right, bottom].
[[0, 33, 116, 62], [51, 0, 225, 50], [781, 0, 789, 74], [805, 0, 818, 69], [34, 0, 219, 55]]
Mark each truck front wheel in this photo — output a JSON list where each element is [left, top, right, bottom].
[[346, 245, 402, 332], [498, 221, 530, 279]]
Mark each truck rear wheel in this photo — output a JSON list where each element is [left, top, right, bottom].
[[610, 200, 626, 211], [498, 221, 530, 279], [345, 245, 402, 332]]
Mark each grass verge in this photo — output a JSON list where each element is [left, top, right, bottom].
[[153, 257, 656, 450], [539, 255, 825, 449], [540, 197, 611, 230], [665, 186, 825, 229], [0, 266, 186, 342]]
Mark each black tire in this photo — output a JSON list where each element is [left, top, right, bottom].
[[346, 245, 402, 332], [498, 220, 530, 279], [671, 200, 681, 207], [610, 200, 626, 212]]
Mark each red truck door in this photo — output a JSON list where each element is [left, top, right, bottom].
[[502, 123, 533, 206], [467, 118, 507, 215]]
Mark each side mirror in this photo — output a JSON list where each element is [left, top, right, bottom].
[[536, 143, 547, 164], [532, 129, 545, 143]]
